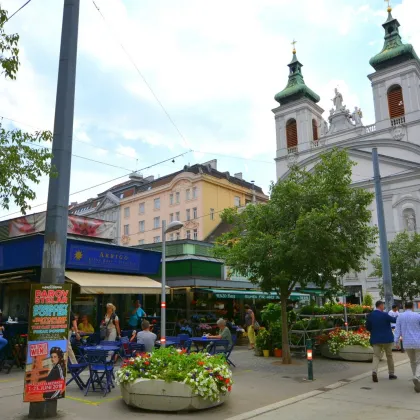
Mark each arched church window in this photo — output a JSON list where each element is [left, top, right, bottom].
[[387, 85, 405, 119], [286, 119, 298, 150], [312, 119, 319, 141], [403, 208, 416, 232]]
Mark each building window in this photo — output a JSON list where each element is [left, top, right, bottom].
[[175, 211, 180, 221], [124, 224, 129, 235], [193, 207, 197, 219], [169, 194, 174, 205], [139, 220, 145, 232], [234, 196, 241, 207], [153, 216, 160, 229], [186, 189, 191, 201], [154, 198, 160, 210], [312, 119, 318, 141], [169, 233, 174, 241], [170, 213, 174, 222], [138, 202, 145, 214], [138, 239, 144, 245], [210, 208, 215, 221], [387, 85, 405, 119], [186, 230, 191, 239], [124, 207, 130, 218], [286, 118, 298, 151], [186, 209, 191, 221], [175, 192, 180, 204], [153, 236, 160, 243], [193, 229, 198, 240], [192, 187, 197, 199], [176, 232, 180, 240]]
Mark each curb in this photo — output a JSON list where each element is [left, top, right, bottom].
[[226, 359, 409, 420]]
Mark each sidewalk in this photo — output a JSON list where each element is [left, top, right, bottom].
[[227, 359, 418, 420]]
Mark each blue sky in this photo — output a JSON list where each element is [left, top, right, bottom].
[[1, 0, 419, 219]]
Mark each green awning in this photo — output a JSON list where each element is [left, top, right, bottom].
[[299, 288, 326, 296], [197, 288, 310, 302]]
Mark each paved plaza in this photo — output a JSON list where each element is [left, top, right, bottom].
[[0, 349, 410, 419]]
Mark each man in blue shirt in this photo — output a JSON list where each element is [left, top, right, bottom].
[[128, 300, 146, 329], [394, 302, 420, 392], [366, 300, 397, 383]]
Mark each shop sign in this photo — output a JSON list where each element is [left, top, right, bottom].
[[24, 284, 72, 403], [67, 243, 142, 273]]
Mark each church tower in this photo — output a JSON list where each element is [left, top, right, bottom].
[[369, 4, 420, 131], [273, 44, 325, 178]]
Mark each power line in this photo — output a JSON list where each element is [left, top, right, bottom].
[[6, 0, 32, 21], [91, 0, 191, 150], [0, 149, 192, 220]]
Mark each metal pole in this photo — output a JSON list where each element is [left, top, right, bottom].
[[29, 1, 79, 418], [372, 148, 393, 312], [161, 220, 167, 348], [307, 339, 314, 381], [342, 278, 348, 332]]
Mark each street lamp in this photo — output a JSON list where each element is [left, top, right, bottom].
[[161, 220, 184, 347]]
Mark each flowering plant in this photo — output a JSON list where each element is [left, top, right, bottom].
[[199, 323, 213, 331], [318, 327, 371, 354], [117, 347, 233, 402]]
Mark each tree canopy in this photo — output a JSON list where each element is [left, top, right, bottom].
[[371, 231, 420, 303], [214, 149, 377, 363], [0, 5, 53, 215]]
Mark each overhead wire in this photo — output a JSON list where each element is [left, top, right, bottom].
[[6, 0, 32, 21]]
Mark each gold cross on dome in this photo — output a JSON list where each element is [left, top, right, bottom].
[[384, 0, 392, 11], [291, 39, 297, 53]]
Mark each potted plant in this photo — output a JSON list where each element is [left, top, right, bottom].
[[255, 328, 271, 357], [117, 348, 232, 411], [270, 322, 282, 358]]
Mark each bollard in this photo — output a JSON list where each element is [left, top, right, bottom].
[[307, 339, 314, 381]]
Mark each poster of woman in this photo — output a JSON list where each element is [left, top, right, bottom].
[[23, 340, 68, 402]]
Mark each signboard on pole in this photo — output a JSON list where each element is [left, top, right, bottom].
[[24, 284, 72, 403]]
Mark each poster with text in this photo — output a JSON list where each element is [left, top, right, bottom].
[[23, 340, 68, 402], [24, 284, 72, 402]]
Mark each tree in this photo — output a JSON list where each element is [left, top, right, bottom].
[[371, 231, 420, 303], [214, 149, 377, 364], [0, 5, 53, 214]]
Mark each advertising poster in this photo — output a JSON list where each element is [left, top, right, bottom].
[[23, 284, 72, 403]]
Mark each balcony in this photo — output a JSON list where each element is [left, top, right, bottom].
[[391, 116, 405, 127], [287, 146, 298, 155], [364, 124, 376, 134]]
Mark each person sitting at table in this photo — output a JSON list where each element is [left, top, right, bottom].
[[206, 319, 233, 347], [0, 324, 7, 352], [78, 315, 94, 335], [136, 320, 157, 353]]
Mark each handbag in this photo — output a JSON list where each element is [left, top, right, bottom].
[[100, 313, 115, 339], [254, 321, 260, 330]]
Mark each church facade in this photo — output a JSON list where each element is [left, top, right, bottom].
[[273, 6, 420, 302]]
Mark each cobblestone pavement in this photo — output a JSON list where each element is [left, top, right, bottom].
[[0, 347, 408, 420]]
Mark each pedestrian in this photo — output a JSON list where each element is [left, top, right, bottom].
[[366, 300, 397, 382], [393, 301, 420, 392], [102, 303, 121, 341], [244, 304, 256, 350], [388, 304, 399, 328], [128, 300, 146, 329]]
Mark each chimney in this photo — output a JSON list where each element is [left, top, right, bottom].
[[129, 171, 144, 181], [202, 159, 217, 170], [234, 172, 243, 180]]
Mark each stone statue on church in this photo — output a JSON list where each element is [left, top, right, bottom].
[[352, 107, 363, 126], [332, 88, 344, 111], [404, 209, 417, 232]]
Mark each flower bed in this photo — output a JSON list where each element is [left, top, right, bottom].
[[117, 347, 232, 409]]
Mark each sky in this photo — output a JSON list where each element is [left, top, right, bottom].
[[1, 0, 420, 220]]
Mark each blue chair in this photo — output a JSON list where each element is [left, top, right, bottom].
[[84, 349, 114, 396], [183, 339, 192, 354], [67, 356, 88, 391], [209, 340, 236, 367], [178, 334, 190, 346], [127, 343, 145, 358], [99, 341, 121, 347]]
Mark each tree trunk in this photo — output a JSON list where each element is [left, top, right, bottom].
[[280, 289, 292, 364]]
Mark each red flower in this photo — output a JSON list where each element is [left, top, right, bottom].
[[129, 360, 135, 365], [225, 378, 230, 384], [144, 361, 150, 366], [228, 386, 232, 392], [198, 361, 204, 366]]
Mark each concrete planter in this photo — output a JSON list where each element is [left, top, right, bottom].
[[120, 378, 229, 412], [338, 345, 373, 362], [320, 343, 341, 360]]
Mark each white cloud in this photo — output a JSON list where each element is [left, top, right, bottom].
[[116, 144, 137, 159]]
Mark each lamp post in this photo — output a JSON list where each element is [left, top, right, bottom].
[[161, 220, 184, 347]]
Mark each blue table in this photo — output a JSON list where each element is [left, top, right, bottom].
[[155, 340, 176, 348], [191, 337, 223, 352], [83, 345, 120, 353]]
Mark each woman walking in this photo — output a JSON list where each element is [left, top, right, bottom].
[[102, 303, 121, 341], [244, 304, 256, 350]]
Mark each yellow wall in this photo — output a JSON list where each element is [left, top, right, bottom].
[[201, 175, 266, 239]]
